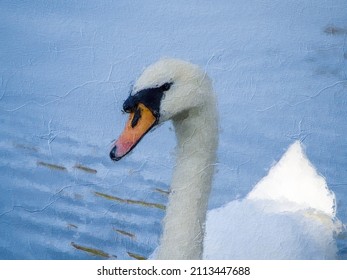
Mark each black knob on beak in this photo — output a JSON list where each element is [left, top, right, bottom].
[[123, 95, 138, 112]]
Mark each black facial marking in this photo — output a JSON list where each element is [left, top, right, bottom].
[[123, 95, 139, 113], [122, 82, 173, 119], [160, 82, 172, 91], [131, 106, 141, 128]]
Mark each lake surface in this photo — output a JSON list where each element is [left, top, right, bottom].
[[0, 0, 346, 259]]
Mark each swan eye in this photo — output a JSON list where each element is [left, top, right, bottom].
[[161, 82, 172, 91]]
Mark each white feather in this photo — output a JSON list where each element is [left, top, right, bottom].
[[134, 58, 342, 259]]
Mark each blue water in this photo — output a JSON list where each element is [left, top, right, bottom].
[[0, 0, 346, 259]]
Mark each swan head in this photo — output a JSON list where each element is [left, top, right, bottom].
[[110, 58, 213, 161]]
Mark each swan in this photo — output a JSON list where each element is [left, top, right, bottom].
[[109, 58, 342, 259]]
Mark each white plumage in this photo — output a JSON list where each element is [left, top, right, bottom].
[[118, 58, 342, 259], [205, 141, 340, 259]]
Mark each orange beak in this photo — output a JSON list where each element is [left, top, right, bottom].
[[110, 103, 157, 161]]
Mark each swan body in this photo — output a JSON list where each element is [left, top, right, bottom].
[[204, 141, 340, 259], [110, 58, 341, 259]]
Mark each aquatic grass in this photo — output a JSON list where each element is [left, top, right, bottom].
[[74, 164, 97, 174], [127, 251, 147, 260], [154, 188, 170, 196], [37, 161, 67, 171], [94, 191, 166, 210], [67, 223, 78, 229], [113, 228, 136, 239], [13, 143, 39, 152], [71, 242, 110, 258]]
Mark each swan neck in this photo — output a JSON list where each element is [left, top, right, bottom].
[[156, 103, 218, 259]]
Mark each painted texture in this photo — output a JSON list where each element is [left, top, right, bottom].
[[0, 0, 346, 259]]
